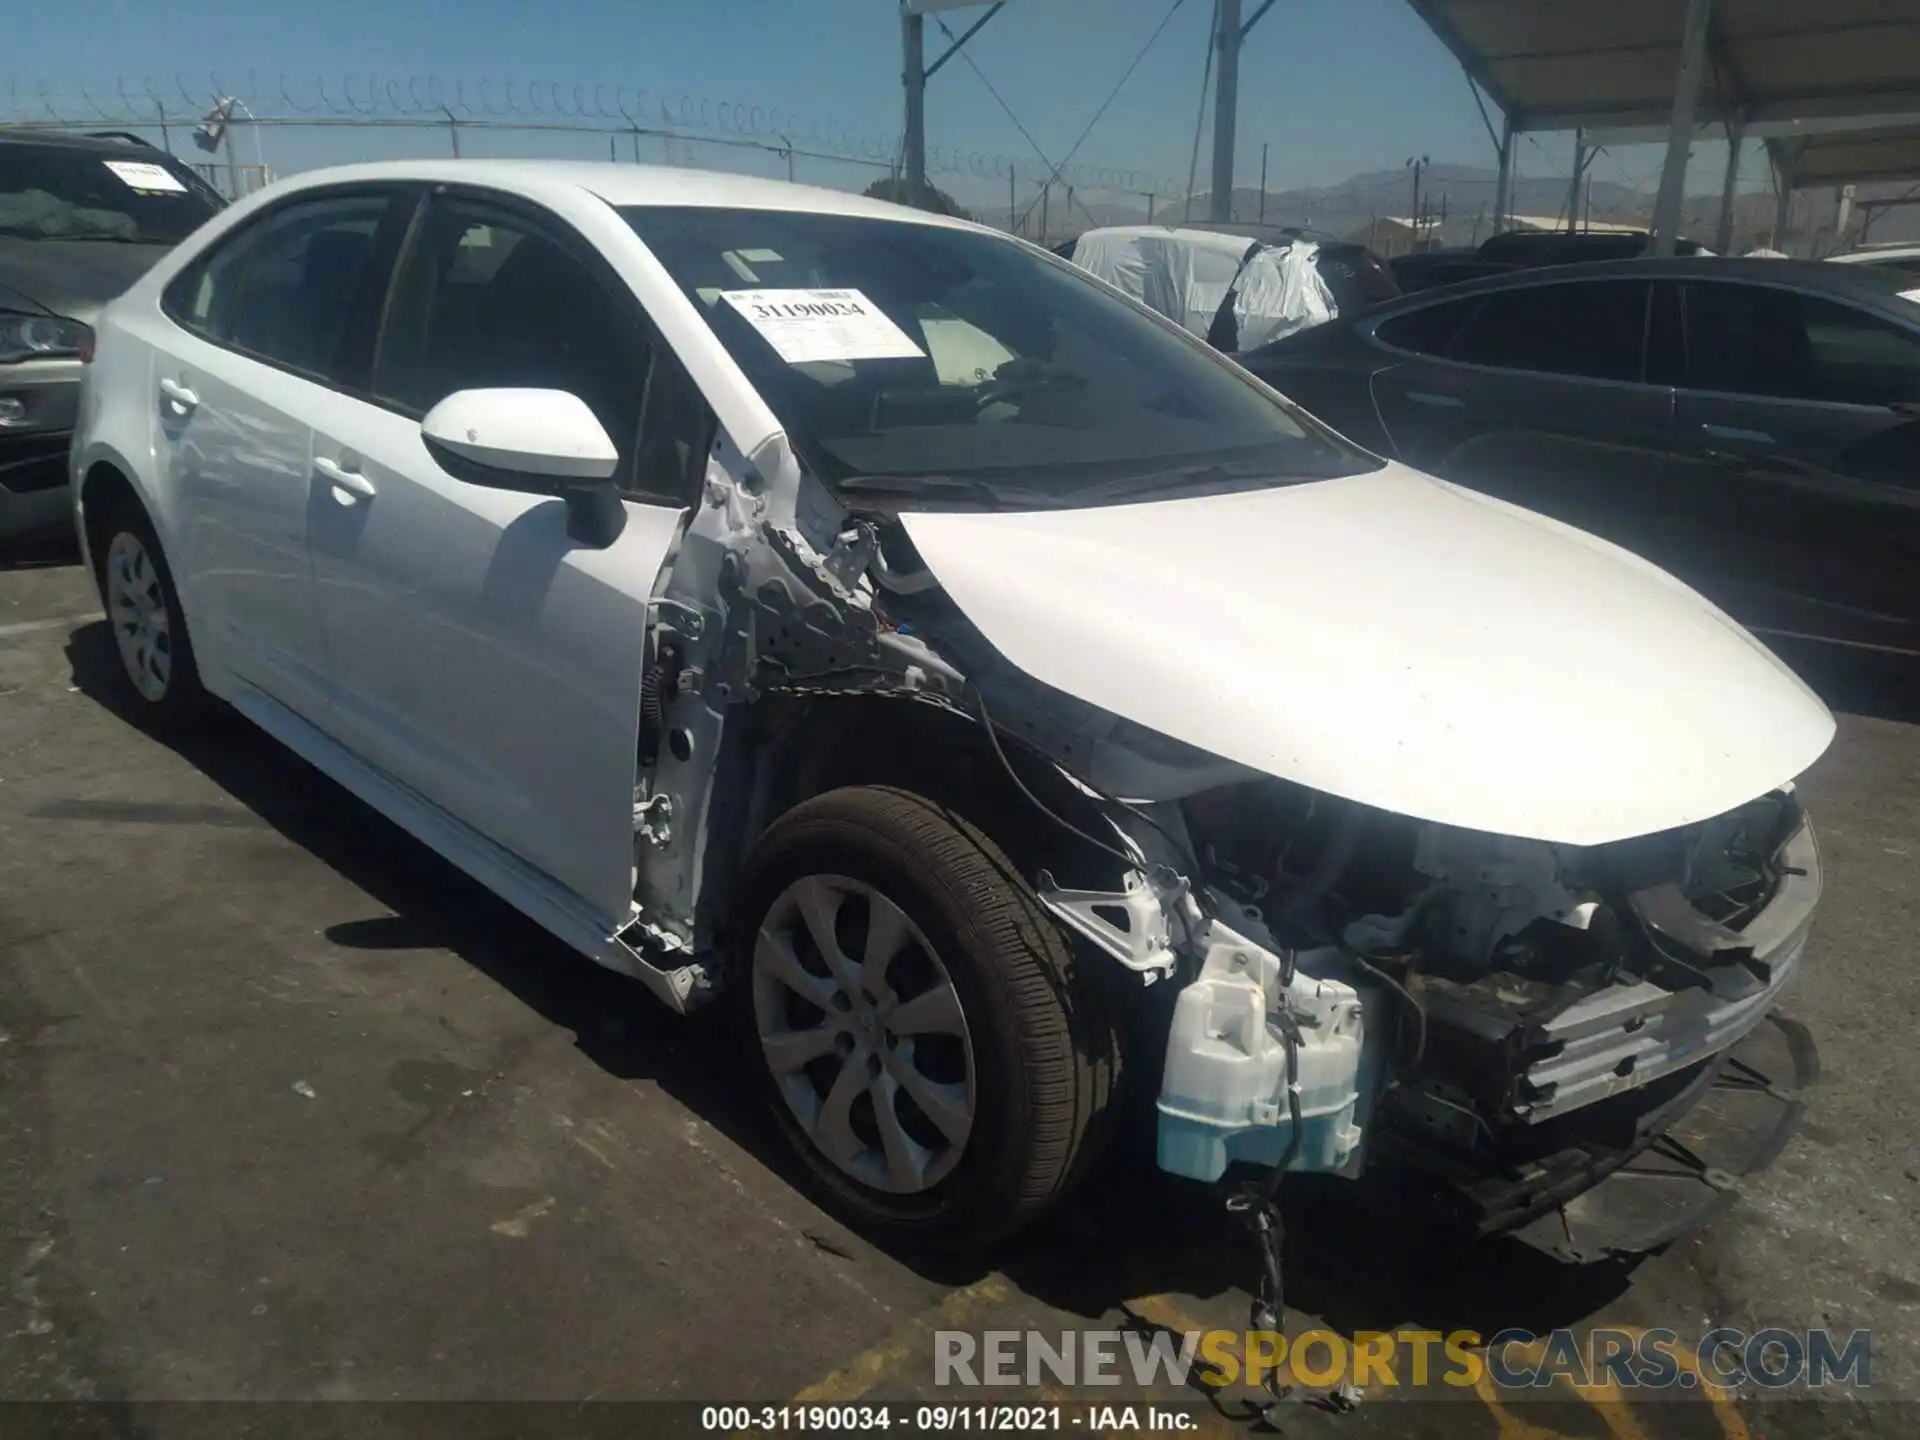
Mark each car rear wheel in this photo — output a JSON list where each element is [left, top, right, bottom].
[[97, 505, 206, 728], [736, 785, 1122, 1249]]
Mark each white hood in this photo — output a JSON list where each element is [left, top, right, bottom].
[[899, 464, 1836, 846]]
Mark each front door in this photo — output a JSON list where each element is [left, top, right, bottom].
[[1364, 277, 1680, 565], [304, 191, 712, 924], [148, 190, 401, 715], [1665, 278, 1920, 652]]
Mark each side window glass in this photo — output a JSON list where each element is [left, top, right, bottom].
[[212, 196, 391, 380], [1802, 296, 1920, 406], [162, 237, 250, 339], [377, 199, 705, 505], [1455, 282, 1649, 382], [1373, 298, 1476, 358], [1682, 282, 1797, 397], [1683, 284, 1920, 406], [376, 206, 641, 444]]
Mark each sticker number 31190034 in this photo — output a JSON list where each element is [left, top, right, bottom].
[[719, 288, 926, 365]]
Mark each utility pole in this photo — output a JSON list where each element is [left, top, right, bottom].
[[1008, 168, 1017, 234], [1209, 0, 1242, 221], [1258, 141, 1268, 226], [1566, 128, 1585, 235], [1040, 182, 1050, 246], [902, 7, 928, 208], [1406, 155, 1429, 251], [1208, 0, 1279, 223]]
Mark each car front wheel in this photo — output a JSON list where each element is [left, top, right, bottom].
[[735, 785, 1122, 1249]]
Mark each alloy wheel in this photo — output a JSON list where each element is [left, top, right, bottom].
[[751, 874, 977, 1195]]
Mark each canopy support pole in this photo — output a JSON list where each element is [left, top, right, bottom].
[[1651, 0, 1713, 256]]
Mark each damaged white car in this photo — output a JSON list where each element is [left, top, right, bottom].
[[71, 162, 1833, 1268]]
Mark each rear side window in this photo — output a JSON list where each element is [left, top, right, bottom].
[[164, 192, 394, 384], [1373, 297, 1477, 357], [1454, 281, 1651, 382], [374, 197, 709, 506], [1683, 282, 1920, 406]]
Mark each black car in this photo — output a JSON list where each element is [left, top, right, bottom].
[[0, 130, 225, 544], [1391, 230, 1710, 294], [1243, 256, 1920, 654]]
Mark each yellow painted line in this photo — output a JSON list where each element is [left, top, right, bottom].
[[1475, 1337, 1586, 1440], [1663, 1334, 1752, 1440], [1473, 1365, 1583, 1440], [1554, 1370, 1650, 1440], [790, 1274, 1013, 1404]]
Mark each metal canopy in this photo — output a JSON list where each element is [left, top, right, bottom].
[[1771, 121, 1920, 186], [1406, 0, 1920, 139]]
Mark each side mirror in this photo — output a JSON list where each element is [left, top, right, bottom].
[[421, 387, 625, 547]]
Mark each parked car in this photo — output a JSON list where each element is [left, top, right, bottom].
[[1388, 246, 1515, 293], [1177, 221, 1402, 315], [1473, 228, 1710, 267], [72, 162, 1830, 1268], [0, 129, 224, 546], [1066, 224, 1339, 352], [1391, 230, 1713, 295], [1829, 242, 1920, 278], [1245, 256, 1920, 655]]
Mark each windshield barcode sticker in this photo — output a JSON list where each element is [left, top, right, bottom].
[[101, 160, 188, 194], [720, 288, 924, 364]]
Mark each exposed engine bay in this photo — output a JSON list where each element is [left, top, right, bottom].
[[1156, 776, 1817, 1225], [634, 461, 1824, 1258]]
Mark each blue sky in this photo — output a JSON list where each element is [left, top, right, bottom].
[[14, 0, 1747, 210]]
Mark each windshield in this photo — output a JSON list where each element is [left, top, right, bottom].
[[622, 206, 1379, 507], [0, 143, 222, 244]]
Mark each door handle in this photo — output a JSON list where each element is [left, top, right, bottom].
[[314, 455, 377, 499], [157, 377, 198, 412], [1406, 390, 1466, 409], [1700, 422, 1774, 446]]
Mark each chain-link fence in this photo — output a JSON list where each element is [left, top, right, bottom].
[[2, 72, 1183, 243]]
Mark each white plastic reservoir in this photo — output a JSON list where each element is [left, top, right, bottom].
[[1156, 931, 1382, 1183]]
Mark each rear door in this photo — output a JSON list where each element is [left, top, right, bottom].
[[301, 188, 711, 925], [1364, 277, 1679, 561], [1668, 279, 1920, 651], [149, 187, 409, 717]]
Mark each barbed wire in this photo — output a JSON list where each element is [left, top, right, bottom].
[[0, 71, 1185, 198]]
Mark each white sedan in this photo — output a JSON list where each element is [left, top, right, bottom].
[[70, 160, 1831, 1264]]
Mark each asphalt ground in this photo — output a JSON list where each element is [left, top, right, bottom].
[[2, 544, 1916, 1439]]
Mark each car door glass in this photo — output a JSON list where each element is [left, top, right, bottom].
[[1373, 296, 1478, 358], [1802, 299, 1920, 406], [221, 196, 391, 381], [374, 200, 690, 498], [1684, 282, 1920, 406], [1454, 281, 1650, 382], [163, 232, 251, 340]]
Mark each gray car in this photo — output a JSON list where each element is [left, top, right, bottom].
[[0, 130, 224, 546]]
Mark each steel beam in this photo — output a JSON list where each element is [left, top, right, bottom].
[[1650, 0, 1714, 256]]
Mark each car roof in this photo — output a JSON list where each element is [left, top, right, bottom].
[[0, 128, 176, 160], [261, 159, 985, 231], [1364, 254, 1920, 315]]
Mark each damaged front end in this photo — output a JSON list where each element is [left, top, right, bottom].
[[1142, 776, 1821, 1260]]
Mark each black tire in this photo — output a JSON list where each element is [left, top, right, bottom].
[[733, 785, 1123, 1250], [93, 498, 207, 731]]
